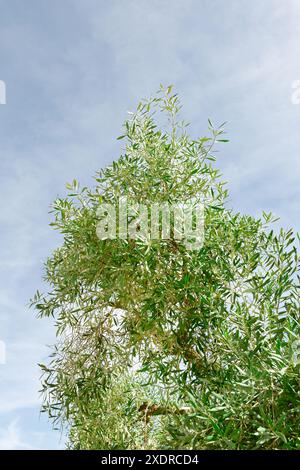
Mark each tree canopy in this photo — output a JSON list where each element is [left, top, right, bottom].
[[32, 86, 300, 449]]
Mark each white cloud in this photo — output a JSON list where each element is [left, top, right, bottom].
[[0, 420, 35, 450]]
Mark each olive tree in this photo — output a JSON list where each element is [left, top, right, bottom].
[[32, 86, 300, 449]]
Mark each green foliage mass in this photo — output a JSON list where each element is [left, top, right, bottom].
[[32, 86, 300, 449]]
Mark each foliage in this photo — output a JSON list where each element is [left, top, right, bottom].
[[32, 85, 300, 449]]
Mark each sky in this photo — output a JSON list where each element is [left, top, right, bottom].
[[1, 0, 300, 449]]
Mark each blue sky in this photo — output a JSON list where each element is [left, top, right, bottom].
[[1, 0, 300, 449]]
